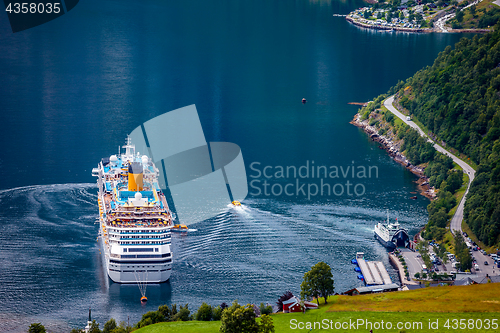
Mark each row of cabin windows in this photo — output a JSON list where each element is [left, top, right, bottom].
[[123, 248, 160, 252], [119, 241, 170, 245]]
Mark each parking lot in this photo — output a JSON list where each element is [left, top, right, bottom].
[[399, 240, 499, 284]]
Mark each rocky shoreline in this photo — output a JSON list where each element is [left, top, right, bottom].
[[350, 113, 436, 200]]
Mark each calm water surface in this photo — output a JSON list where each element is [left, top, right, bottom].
[[0, 0, 474, 331]]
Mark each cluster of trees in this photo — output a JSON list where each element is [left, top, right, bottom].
[[454, 233, 473, 271], [397, 26, 500, 247], [365, 26, 500, 247], [135, 303, 192, 328], [396, 119, 461, 242], [219, 301, 274, 333], [478, 7, 500, 28], [451, 4, 500, 30], [362, 100, 464, 241], [465, 161, 500, 245], [63, 300, 273, 333]]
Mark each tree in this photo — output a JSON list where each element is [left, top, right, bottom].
[[172, 304, 190, 322], [89, 320, 101, 333], [469, 5, 476, 15], [259, 314, 275, 333], [213, 306, 223, 321], [414, 272, 420, 279], [28, 323, 46, 333], [259, 303, 273, 316], [454, 234, 472, 271], [196, 302, 213, 321], [276, 291, 293, 312], [171, 303, 178, 317], [456, 9, 464, 22], [219, 301, 259, 333], [136, 311, 164, 328], [415, 13, 423, 24], [430, 207, 448, 228], [444, 170, 463, 193], [300, 262, 335, 305], [103, 319, 117, 333], [158, 304, 171, 320], [112, 321, 132, 333], [364, 10, 371, 19]]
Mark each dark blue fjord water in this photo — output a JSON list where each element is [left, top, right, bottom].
[[0, 0, 474, 331]]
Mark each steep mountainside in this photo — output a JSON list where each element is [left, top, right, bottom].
[[395, 23, 500, 247]]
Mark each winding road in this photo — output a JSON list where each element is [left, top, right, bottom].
[[384, 96, 476, 236]]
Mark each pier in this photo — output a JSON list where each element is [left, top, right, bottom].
[[356, 252, 392, 286]]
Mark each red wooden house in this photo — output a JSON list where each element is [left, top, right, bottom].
[[282, 296, 319, 313]]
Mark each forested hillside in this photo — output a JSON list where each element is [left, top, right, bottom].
[[395, 23, 500, 247]]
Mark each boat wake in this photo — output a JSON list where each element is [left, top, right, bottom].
[[0, 183, 100, 333], [0, 185, 427, 332]]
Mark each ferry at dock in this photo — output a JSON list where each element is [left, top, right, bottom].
[[374, 212, 410, 249], [92, 137, 174, 283]]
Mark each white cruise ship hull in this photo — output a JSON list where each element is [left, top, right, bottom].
[[99, 232, 172, 283], [94, 137, 175, 284]]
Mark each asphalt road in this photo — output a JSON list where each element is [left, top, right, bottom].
[[384, 96, 476, 236], [400, 248, 424, 280]]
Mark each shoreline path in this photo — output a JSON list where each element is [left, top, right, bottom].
[[383, 96, 476, 236]]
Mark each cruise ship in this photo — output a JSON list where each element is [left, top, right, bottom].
[[92, 137, 174, 283], [374, 212, 410, 249]]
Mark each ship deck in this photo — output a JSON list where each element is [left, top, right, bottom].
[[102, 192, 173, 228]]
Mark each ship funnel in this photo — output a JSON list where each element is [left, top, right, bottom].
[[128, 162, 143, 191]]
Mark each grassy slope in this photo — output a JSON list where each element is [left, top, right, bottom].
[[328, 283, 500, 312], [137, 284, 500, 333]]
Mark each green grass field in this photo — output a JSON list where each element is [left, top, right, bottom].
[[136, 284, 500, 333]]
